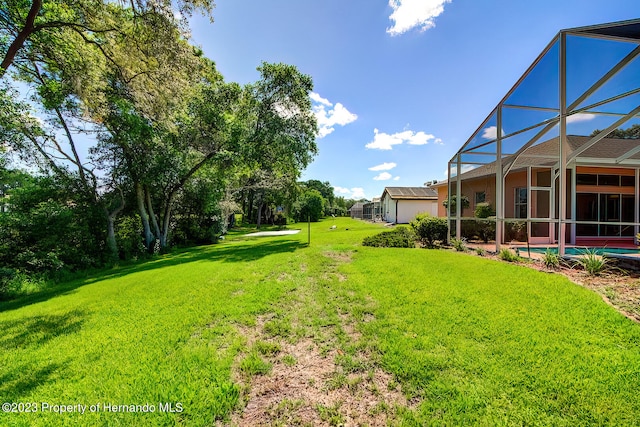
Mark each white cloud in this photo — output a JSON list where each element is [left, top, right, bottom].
[[482, 126, 498, 140], [366, 129, 405, 150], [334, 186, 368, 199], [350, 188, 366, 199], [407, 131, 437, 145], [311, 93, 357, 138], [310, 92, 331, 106], [374, 172, 393, 181], [393, 176, 400, 181], [368, 162, 397, 171], [387, 0, 451, 36], [366, 128, 442, 150], [566, 113, 596, 124]]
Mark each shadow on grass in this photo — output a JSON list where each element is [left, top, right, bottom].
[[0, 309, 86, 350], [1, 239, 303, 313], [0, 362, 66, 401]]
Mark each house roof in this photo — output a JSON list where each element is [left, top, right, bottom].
[[436, 135, 640, 186], [382, 186, 438, 200]]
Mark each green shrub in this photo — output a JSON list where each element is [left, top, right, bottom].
[[474, 202, 494, 219], [362, 226, 416, 248], [575, 248, 612, 276], [499, 248, 520, 262], [410, 213, 448, 247], [292, 189, 325, 222], [273, 212, 287, 226], [476, 219, 496, 243], [505, 221, 526, 241], [442, 194, 470, 214], [116, 214, 146, 260], [0, 267, 16, 299], [451, 237, 467, 252], [0, 270, 47, 300], [0, 176, 105, 273], [542, 249, 560, 269], [475, 247, 486, 256]]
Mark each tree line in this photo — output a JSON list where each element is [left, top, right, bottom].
[[0, 0, 345, 291]]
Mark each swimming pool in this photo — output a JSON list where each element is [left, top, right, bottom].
[[527, 247, 640, 256]]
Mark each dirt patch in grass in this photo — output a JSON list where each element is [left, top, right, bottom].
[[323, 251, 354, 263], [228, 314, 408, 426], [224, 248, 412, 425], [231, 339, 407, 426]]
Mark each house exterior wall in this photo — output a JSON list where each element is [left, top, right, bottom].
[[437, 186, 447, 217], [504, 171, 527, 218], [436, 176, 496, 218], [382, 194, 438, 223], [396, 200, 438, 224], [381, 193, 396, 223], [442, 165, 639, 244]]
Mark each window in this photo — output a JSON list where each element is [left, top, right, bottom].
[[621, 175, 635, 187], [576, 173, 636, 187], [475, 191, 486, 205], [599, 175, 620, 186], [576, 174, 597, 185], [514, 188, 527, 218], [576, 192, 636, 237]]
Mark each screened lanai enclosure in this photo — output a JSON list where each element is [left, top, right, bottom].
[[447, 19, 640, 255]]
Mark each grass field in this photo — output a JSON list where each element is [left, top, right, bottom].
[[1, 218, 639, 426]]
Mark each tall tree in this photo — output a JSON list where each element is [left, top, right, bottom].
[[0, 0, 214, 78], [1, 0, 212, 258], [238, 62, 318, 227]]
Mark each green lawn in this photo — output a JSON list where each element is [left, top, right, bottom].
[[1, 218, 639, 426]]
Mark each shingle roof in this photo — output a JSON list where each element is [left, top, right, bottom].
[[382, 187, 438, 200]]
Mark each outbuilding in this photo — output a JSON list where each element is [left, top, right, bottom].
[[381, 187, 438, 224]]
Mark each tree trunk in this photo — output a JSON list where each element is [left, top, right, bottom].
[[136, 182, 154, 250], [265, 205, 272, 225], [241, 190, 247, 224], [145, 186, 161, 240], [159, 195, 174, 248], [0, 0, 42, 77], [247, 190, 255, 224], [105, 193, 125, 261], [106, 214, 118, 260], [256, 200, 264, 229]]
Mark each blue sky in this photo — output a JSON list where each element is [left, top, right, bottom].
[[189, 0, 638, 200]]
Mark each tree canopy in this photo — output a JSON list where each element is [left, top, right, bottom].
[[0, 0, 321, 289], [591, 124, 640, 139]]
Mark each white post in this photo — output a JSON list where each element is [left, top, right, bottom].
[[496, 107, 503, 252], [558, 33, 567, 256]]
